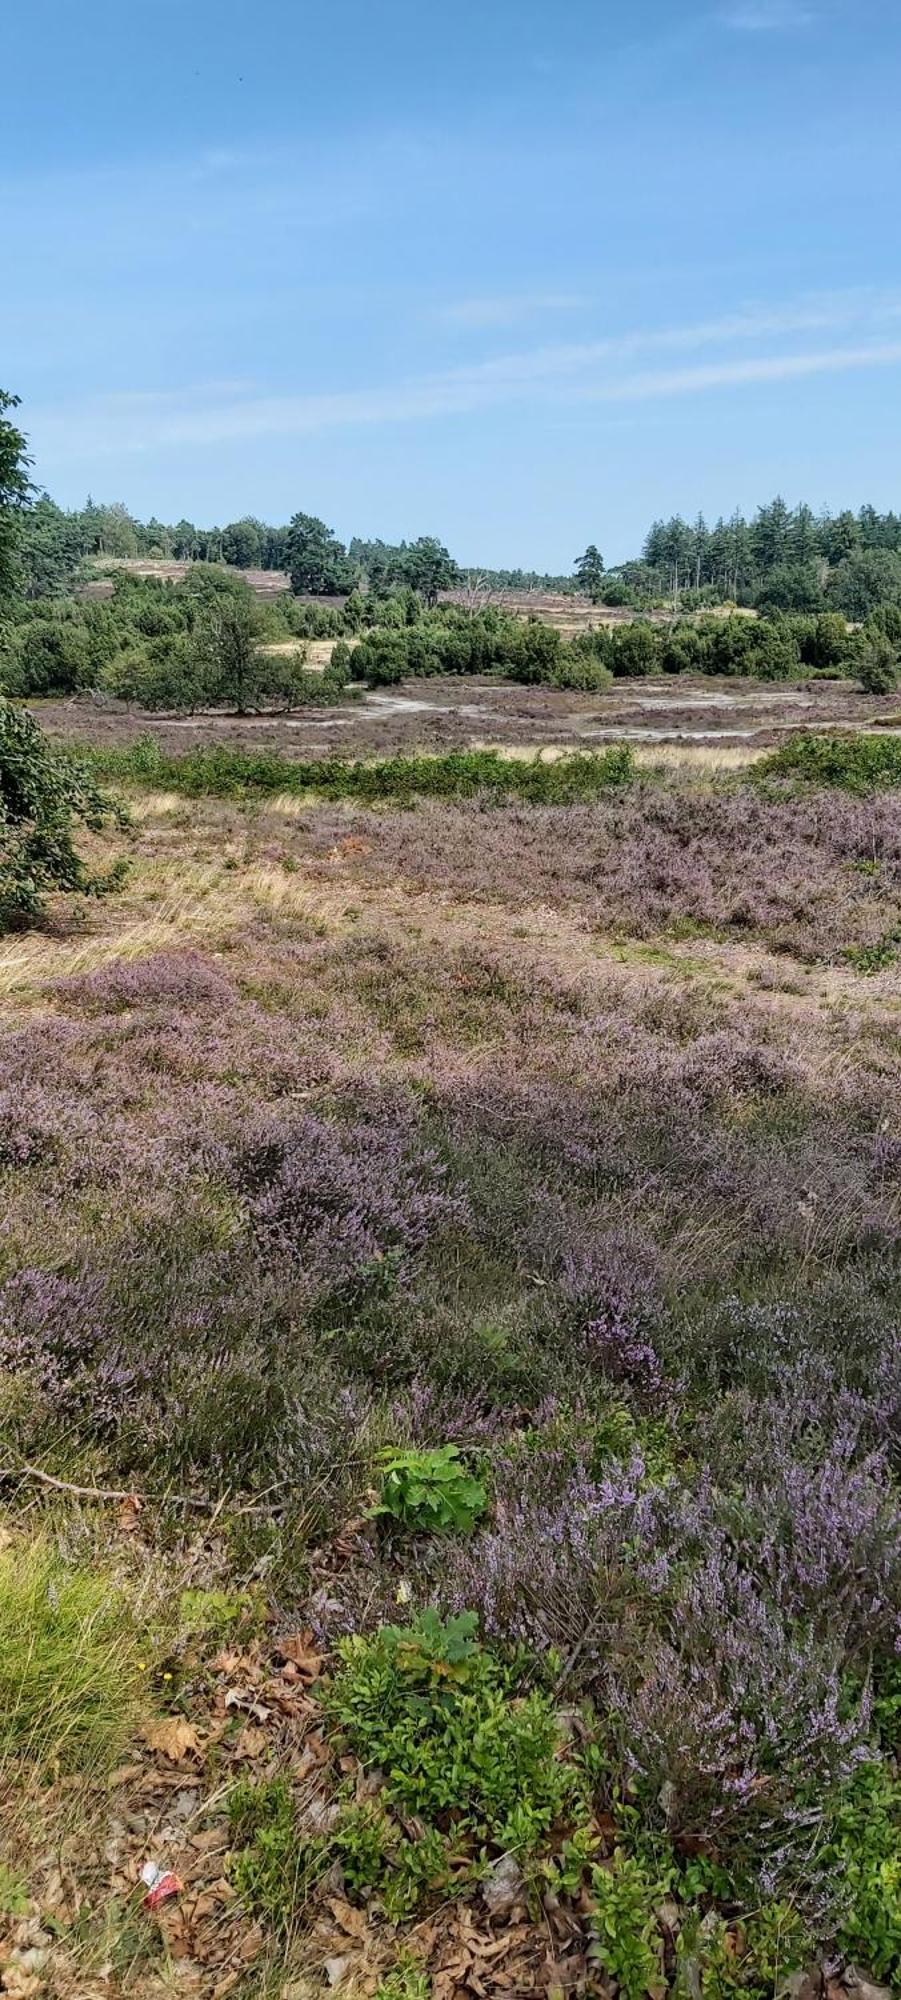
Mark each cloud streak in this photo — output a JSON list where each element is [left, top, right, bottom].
[[717, 2, 815, 28], [432, 293, 588, 330], [29, 294, 901, 463]]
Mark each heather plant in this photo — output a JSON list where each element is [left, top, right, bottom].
[[1, 765, 900, 1981]]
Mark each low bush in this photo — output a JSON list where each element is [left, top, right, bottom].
[[326, 1611, 572, 1860], [757, 730, 901, 791], [77, 738, 635, 804], [374, 1443, 487, 1535]]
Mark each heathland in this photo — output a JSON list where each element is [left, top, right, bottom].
[[0, 394, 900, 2000]]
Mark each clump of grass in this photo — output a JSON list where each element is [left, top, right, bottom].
[[0, 1538, 145, 1776], [73, 737, 635, 805], [228, 1778, 320, 1931], [757, 730, 901, 792]]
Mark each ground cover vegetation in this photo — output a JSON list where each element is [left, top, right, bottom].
[[1, 385, 900, 1997], [0, 687, 898, 1995]]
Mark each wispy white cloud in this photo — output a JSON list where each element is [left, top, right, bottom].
[[433, 293, 588, 330], [717, 1, 815, 29], [28, 292, 901, 463]]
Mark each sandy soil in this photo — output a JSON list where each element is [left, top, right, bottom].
[[32, 674, 898, 762]]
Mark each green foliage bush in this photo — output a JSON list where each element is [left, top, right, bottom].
[[823, 1763, 901, 1983], [589, 1849, 667, 2000], [228, 1778, 314, 1929], [374, 1443, 487, 1535], [757, 730, 901, 792], [79, 739, 635, 805], [0, 696, 127, 930], [326, 1611, 571, 1859]]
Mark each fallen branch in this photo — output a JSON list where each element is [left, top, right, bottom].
[[0, 1460, 278, 1518]]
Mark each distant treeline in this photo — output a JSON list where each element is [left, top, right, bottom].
[[13, 489, 901, 624], [3, 567, 898, 709]]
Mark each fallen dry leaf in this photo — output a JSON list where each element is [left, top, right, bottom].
[[275, 1631, 324, 1680], [233, 1723, 269, 1761], [143, 1717, 203, 1763]]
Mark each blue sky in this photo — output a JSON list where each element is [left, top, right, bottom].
[[3, 0, 900, 567]]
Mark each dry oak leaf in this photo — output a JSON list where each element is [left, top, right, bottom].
[[325, 1898, 368, 1941], [275, 1631, 324, 1681], [143, 1717, 203, 1763], [233, 1724, 270, 1762]]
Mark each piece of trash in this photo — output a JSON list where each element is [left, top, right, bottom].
[[140, 1862, 182, 1910]]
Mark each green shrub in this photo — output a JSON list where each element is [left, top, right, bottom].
[[676, 1904, 813, 1997], [0, 698, 127, 930], [823, 1763, 901, 1983], [374, 1444, 486, 1535], [326, 1611, 571, 1858], [374, 1959, 431, 2000], [0, 1539, 145, 1775], [857, 628, 899, 695], [75, 739, 636, 805], [589, 1849, 667, 2000], [756, 731, 901, 792], [228, 1777, 318, 1929]]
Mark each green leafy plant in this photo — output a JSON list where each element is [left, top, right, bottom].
[[374, 1957, 431, 2000], [675, 1904, 813, 1999], [757, 730, 901, 792], [374, 1444, 486, 1535], [228, 1777, 322, 1930], [589, 1849, 667, 2000], [823, 1762, 901, 1982], [326, 1612, 571, 1864]]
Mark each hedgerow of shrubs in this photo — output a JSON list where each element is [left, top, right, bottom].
[[758, 729, 901, 791], [79, 738, 636, 804]]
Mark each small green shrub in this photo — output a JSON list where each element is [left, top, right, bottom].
[[374, 1444, 486, 1534], [589, 1849, 667, 2000], [823, 1762, 901, 1983], [374, 1958, 431, 2000], [0, 1539, 144, 1775], [846, 926, 901, 973], [676, 1904, 814, 1998], [326, 1611, 571, 1858]]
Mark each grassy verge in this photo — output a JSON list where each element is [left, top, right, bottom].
[[71, 737, 636, 804]]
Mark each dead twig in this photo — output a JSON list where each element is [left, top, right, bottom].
[[0, 1460, 279, 1517]]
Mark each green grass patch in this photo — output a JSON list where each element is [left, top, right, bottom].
[[0, 1539, 145, 1776], [72, 737, 635, 805], [756, 730, 901, 792]]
